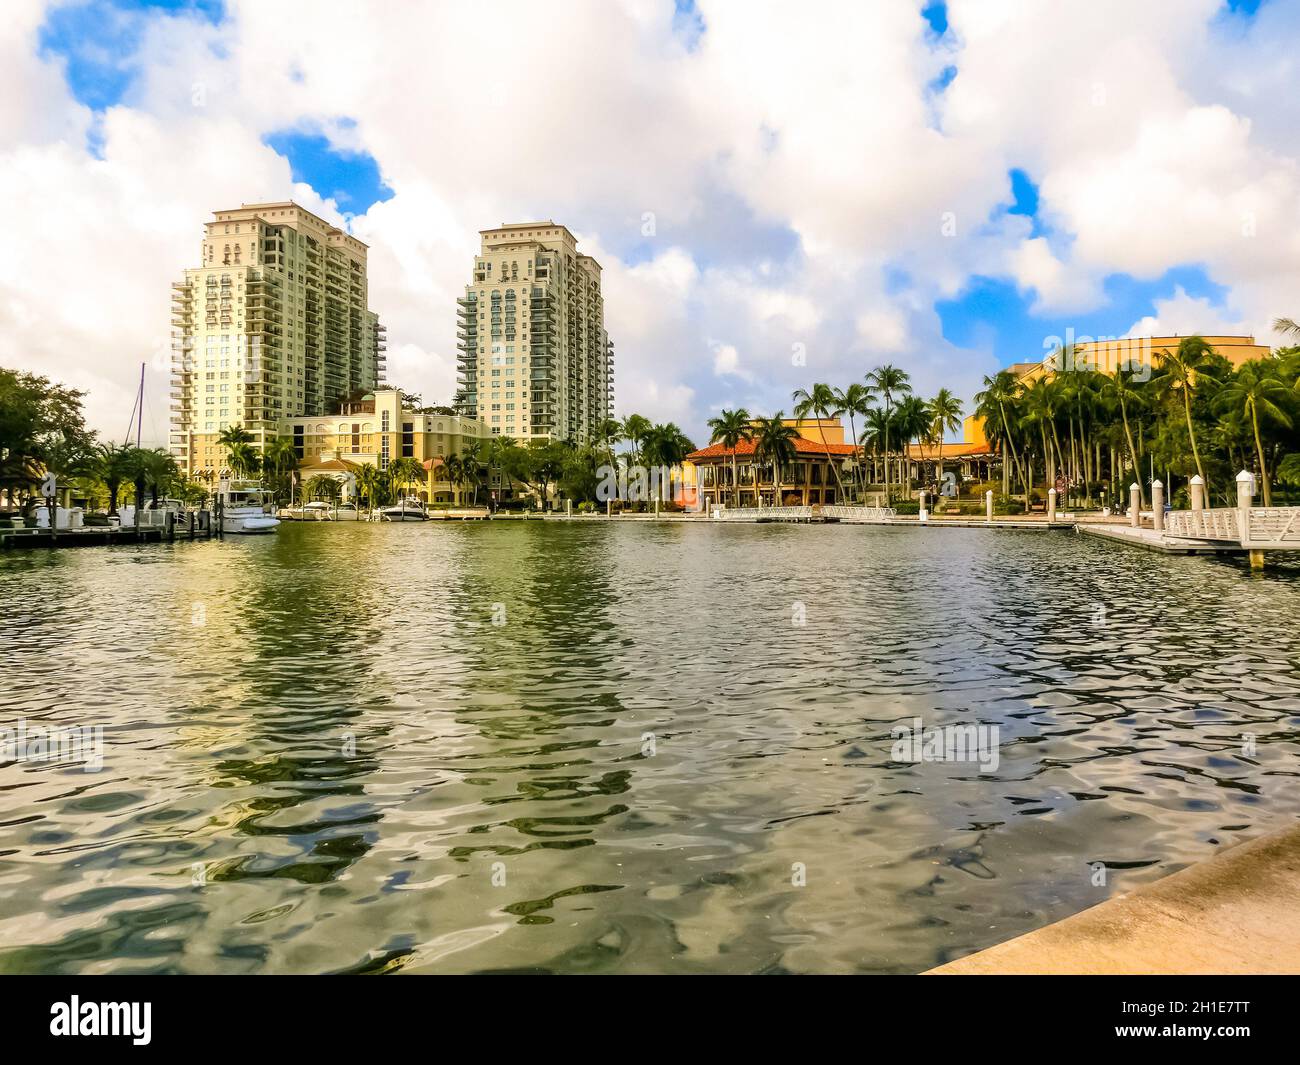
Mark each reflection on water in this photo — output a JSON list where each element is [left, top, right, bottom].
[[1, 522, 1299, 973]]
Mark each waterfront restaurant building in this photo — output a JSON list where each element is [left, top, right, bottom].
[[687, 418, 857, 508]]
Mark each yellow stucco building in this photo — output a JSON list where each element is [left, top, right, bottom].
[[284, 388, 486, 502]]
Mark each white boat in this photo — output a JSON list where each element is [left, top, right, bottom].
[[218, 481, 280, 535], [379, 497, 428, 522], [333, 502, 362, 521]]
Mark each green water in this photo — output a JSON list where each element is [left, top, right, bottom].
[[1, 521, 1299, 973]]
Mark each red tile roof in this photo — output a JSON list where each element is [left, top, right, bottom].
[[687, 438, 858, 461]]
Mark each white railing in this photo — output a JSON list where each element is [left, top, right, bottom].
[[1242, 507, 1300, 548], [820, 505, 897, 522], [1164, 506, 1300, 547], [715, 506, 813, 522], [1165, 508, 1239, 541]]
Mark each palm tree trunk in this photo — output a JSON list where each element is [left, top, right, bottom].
[[1183, 387, 1207, 487], [1250, 401, 1272, 506]]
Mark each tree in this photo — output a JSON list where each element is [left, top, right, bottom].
[[834, 382, 871, 497], [620, 414, 652, 466], [927, 388, 964, 494], [1154, 336, 1219, 488], [1218, 359, 1294, 505], [975, 370, 1028, 505], [386, 456, 424, 500], [95, 442, 133, 515], [707, 407, 753, 508], [304, 475, 341, 502], [226, 442, 261, 480], [1103, 368, 1148, 507], [354, 463, 383, 510], [641, 423, 695, 469], [0, 368, 94, 506], [438, 453, 463, 504], [261, 437, 299, 500], [792, 384, 847, 499], [864, 365, 911, 501], [891, 395, 932, 496], [751, 413, 799, 504]]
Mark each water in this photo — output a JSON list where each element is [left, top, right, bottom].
[[2, 521, 1299, 974]]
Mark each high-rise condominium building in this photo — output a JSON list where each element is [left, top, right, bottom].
[[455, 222, 613, 444], [170, 202, 385, 478]]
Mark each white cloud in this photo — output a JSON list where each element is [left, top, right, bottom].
[[3, 0, 1298, 448]]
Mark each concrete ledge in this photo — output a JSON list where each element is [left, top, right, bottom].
[[926, 821, 1300, 974]]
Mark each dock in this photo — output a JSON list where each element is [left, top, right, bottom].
[[1077, 522, 1246, 556], [0, 526, 167, 549], [926, 821, 1300, 975]]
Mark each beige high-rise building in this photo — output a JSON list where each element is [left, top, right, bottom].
[[456, 222, 613, 444], [170, 201, 385, 477]]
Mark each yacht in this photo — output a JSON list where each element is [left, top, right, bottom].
[[379, 497, 428, 522], [218, 481, 280, 535]]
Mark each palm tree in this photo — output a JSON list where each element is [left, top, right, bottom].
[[858, 406, 890, 489], [792, 384, 846, 499], [927, 388, 963, 495], [706, 407, 753, 508], [751, 413, 800, 505], [440, 453, 464, 504], [304, 474, 340, 502], [95, 442, 133, 515], [975, 370, 1027, 504], [216, 424, 253, 450], [891, 395, 932, 496], [354, 462, 383, 511], [1154, 336, 1219, 488], [226, 442, 261, 480], [387, 456, 424, 501], [261, 436, 298, 499], [593, 418, 622, 470], [620, 414, 652, 466], [834, 382, 871, 497], [460, 442, 485, 504], [486, 434, 515, 501], [864, 365, 911, 500], [1273, 317, 1300, 341], [1218, 360, 1294, 505], [138, 447, 178, 506], [1103, 367, 1147, 507]]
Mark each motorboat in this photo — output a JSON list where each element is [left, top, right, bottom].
[[218, 481, 280, 535], [379, 497, 428, 522]]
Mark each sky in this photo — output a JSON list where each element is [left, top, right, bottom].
[[3, 0, 1298, 447]]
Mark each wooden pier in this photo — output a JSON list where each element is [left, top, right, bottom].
[[1, 509, 216, 550]]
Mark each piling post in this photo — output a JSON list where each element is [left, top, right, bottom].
[[919, 489, 928, 523], [984, 489, 993, 524], [566, 498, 572, 519], [1190, 474, 1205, 533], [1151, 480, 1164, 534], [1047, 487, 1057, 524], [1129, 483, 1141, 528], [1236, 469, 1255, 561]]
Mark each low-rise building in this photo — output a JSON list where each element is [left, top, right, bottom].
[[687, 418, 857, 508], [281, 388, 485, 501]]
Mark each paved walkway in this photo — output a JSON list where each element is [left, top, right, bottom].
[[926, 821, 1300, 974]]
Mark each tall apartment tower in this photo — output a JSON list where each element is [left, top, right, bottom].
[[455, 222, 613, 444], [170, 202, 385, 477]]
